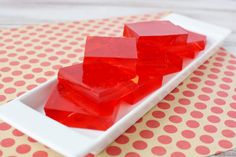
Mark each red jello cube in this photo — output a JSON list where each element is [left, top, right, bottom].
[[167, 28, 207, 58], [137, 54, 183, 76], [84, 36, 137, 71], [44, 86, 118, 130], [59, 83, 120, 116], [58, 62, 137, 108], [123, 21, 188, 59], [124, 74, 163, 104]]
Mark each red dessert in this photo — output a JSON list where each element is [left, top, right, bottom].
[[58, 62, 136, 113], [44, 85, 118, 130], [44, 20, 207, 130], [123, 21, 188, 59], [84, 36, 137, 71], [167, 28, 207, 58]]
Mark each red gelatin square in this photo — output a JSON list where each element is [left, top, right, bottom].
[[44, 86, 118, 130], [123, 74, 163, 104], [137, 54, 183, 76], [167, 28, 207, 58], [58, 62, 137, 105], [84, 36, 137, 71], [123, 21, 188, 59]]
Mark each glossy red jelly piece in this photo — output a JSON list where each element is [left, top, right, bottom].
[[123, 20, 188, 59], [137, 54, 183, 76], [44, 85, 118, 130], [84, 36, 137, 71], [167, 28, 207, 58], [58, 62, 136, 106], [124, 74, 163, 104]]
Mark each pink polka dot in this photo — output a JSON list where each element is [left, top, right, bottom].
[[115, 135, 129, 144], [190, 77, 201, 82], [171, 88, 179, 93], [106, 146, 121, 156], [222, 77, 232, 83], [214, 98, 226, 105], [139, 130, 154, 139], [204, 125, 217, 133], [27, 84, 37, 90], [225, 120, 236, 128], [205, 80, 215, 86], [0, 95, 6, 102], [207, 115, 220, 123], [183, 91, 194, 97], [23, 74, 35, 79], [164, 94, 175, 101], [219, 84, 230, 90], [195, 146, 210, 155], [0, 67, 11, 72], [176, 140, 191, 149], [193, 70, 204, 76], [198, 94, 210, 101], [28, 137, 37, 143], [36, 77, 47, 83], [16, 144, 31, 154], [4, 87, 16, 94], [0, 150, 2, 156], [151, 146, 166, 156], [2, 77, 13, 83], [152, 111, 165, 119], [14, 80, 26, 86], [190, 111, 203, 119], [132, 140, 147, 150], [200, 135, 214, 143], [178, 98, 191, 105], [163, 125, 177, 133], [210, 68, 220, 73], [224, 71, 234, 76], [227, 65, 236, 70], [146, 120, 160, 128], [218, 140, 232, 149], [12, 70, 22, 76], [215, 56, 224, 61], [171, 152, 186, 157], [169, 115, 182, 123], [230, 103, 236, 109], [211, 106, 223, 114], [174, 106, 186, 114], [157, 102, 170, 109], [33, 151, 48, 157], [186, 83, 198, 89], [227, 111, 236, 118], [186, 120, 199, 128], [0, 138, 15, 147], [157, 135, 172, 144], [125, 152, 140, 157], [126, 126, 136, 134], [194, 102, 206, 109], [0, 122, 11, 130], [12, 129, 24, 136], [207, 74, 218, 79], [222, 129, 235, 138], [217, 91, 228, 97], [201, 87, 213, 93]]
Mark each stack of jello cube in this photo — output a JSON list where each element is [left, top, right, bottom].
[[44, 20, 206, 130]]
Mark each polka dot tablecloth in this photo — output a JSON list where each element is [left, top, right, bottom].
[[0, 12, 236, 157]]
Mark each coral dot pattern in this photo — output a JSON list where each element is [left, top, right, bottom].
[[0, 12, 236, 157]]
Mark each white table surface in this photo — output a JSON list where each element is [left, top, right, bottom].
[[0, 0, 236, 156]]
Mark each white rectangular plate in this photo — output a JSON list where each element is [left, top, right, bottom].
[[0, 13, 231, 157]]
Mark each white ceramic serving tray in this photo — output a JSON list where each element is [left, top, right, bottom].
[[0, 13, 231, 157]]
